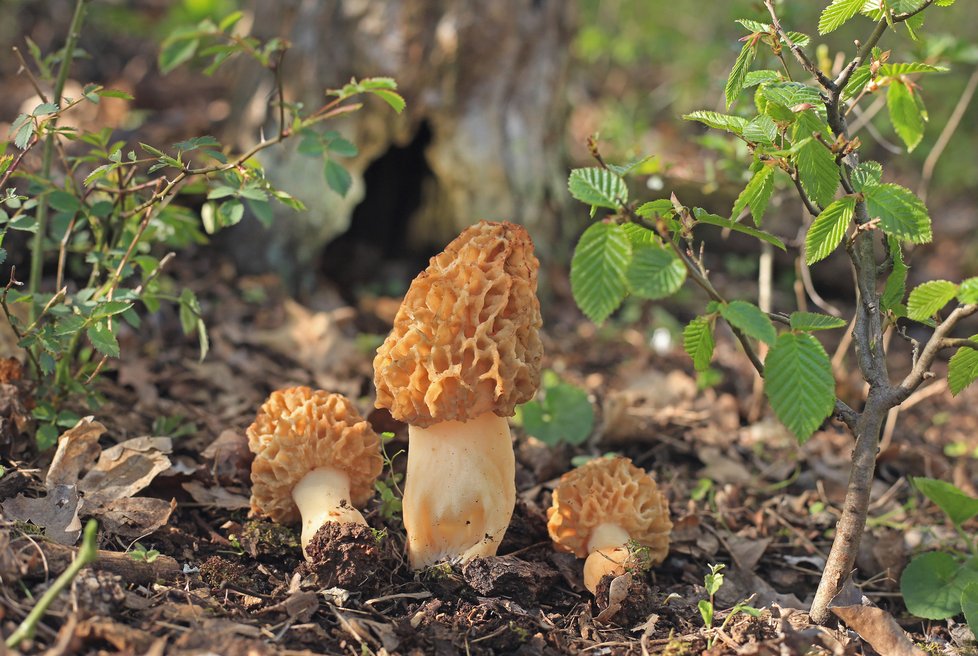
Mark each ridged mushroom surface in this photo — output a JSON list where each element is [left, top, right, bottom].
[[547, 456, 672, 563], [373, 220, 543, 427], [248, 386, 383, 524]]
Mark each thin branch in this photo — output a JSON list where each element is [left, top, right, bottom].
[[764, 0, 836, 91], [894, 304, 978, 401], [0, 134, 39, 191], [940, 337, 978, 351], [920, 66, 978, 202]]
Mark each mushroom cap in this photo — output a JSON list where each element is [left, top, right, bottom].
[[547, 457, 671, 563], [373, 220, 543, 427], [248, 387, 383, 524]]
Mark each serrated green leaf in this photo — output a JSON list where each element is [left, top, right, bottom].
[[683, 111, 748, 135], [568, 167, 627, 210], [957, 278, 978, 305], [327, 136, 358, 157], [865, 183, 932, 243], [901, 552, 978, 620], [948, 336, 978, 396], [789, 311, 847, 331], [692, 208, 786, 250], [793, 111, 839, 208], [764, 332, 835, 442], [159, 37, 199, 74], [325, 159, 352, 196], [913, 477, 978, 526], [762, 83, 824, 115], [888, 80, 925, 151], [370, 89, 406, 114], [683, 316, 715, 371], [48, 190, 81, 214], [732, 165, 775, 225], [881, 236, 909, 313], [743, 115, 778, 145], [53, 314, 86, 336], [806, 196, 855, 265], [963, 582, 978, 639], [571, 222, 632, 324], [620, 222, 657, 246], [744, 70, 782, 88], [725, 41, 757, 108], [636, 199, 674, 218], [880, 62, 949, 76], [625, 244, 686, 300], [851, 160, 883, 192], [907, 280, 958, 320], [819, 0, 866, 34], [842, 64, 873, 101], [87, 322, 120, 358], [518, 373, 594, 447], [720, 300, 776, 345]]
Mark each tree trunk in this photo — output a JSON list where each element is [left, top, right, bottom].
[[221, 0, 575, 291]]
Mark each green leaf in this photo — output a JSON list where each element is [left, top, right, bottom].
[[247, 199, 274, 227], [912, 477, 978, 526], [957, 277, 978, 305], [805, 196, 855, 265], [217, 199, 245, 228], [887, 81, 925, 151], [159, 37, 199, 74], [731, 165, 775, 225], [570, 222, 632, 324], [851, 161, 883, 192], [880, 62, 949, 76], [743, 115, 778, 145], [86, 322, 120, 358], [907, 280, 958, 320], [324, 159, 352, 196], [819, 0, 866, 34], [12, 114, 35, 150], [793, 111, 839, 208], [725, 41, 757, 108], [327, 136, 358, 158], [692, 208, 786, 251], [369, 89, 406, 114], [636, 199, 674, 218], [683, 316, 715, 371], [625, 244, 686, 300], [789, 312, 847, 331], [568, 167, 627, 210], [864, 183, 932, 244], [178, 289, 201, 336], [762, 83, 824, 115], [948, 336, 978, 396], [963, 582, 978, 640], [621, 222, 656, 246], [842, 64, 873, 100], [764, 332, 835, 442], [48, 190, 81, 214], [518, 372, 594, 447], [720, 300, 776, 346], [683, 111, 747, 135], [744, 70, 782, 88], [901, 552, 978, 620], [882, 237, 909, 314]]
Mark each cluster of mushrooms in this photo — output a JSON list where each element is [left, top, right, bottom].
[[246, 221, 673, 594]]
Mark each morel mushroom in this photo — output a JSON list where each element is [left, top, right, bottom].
[[248, 386, 383, 557], [547, 456, 672, 593], [373, 220, 543, 569]]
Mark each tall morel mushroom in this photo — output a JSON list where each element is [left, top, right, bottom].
[[547, 456, 672, 593], [248, 386, 383, 557], [374, 220, 543, 569]]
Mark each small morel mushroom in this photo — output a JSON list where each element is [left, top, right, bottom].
[[373, 220, 543, 569], [248, 386, 383, 557], [547, 456, 672, 594]]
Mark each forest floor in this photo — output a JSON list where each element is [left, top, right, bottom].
[[2, 253, 978, 655]]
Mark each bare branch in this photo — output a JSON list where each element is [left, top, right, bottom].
[[764, 0, 836, 92], [894, 304, 978, 402]]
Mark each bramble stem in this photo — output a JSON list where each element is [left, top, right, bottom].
[[28, 0, 88, 323], [5, 520, 99, 648]]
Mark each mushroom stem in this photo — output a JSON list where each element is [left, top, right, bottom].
[[403, 412, 516, 569], [583, 523, 631, 593], [292, 465, 367, 557]]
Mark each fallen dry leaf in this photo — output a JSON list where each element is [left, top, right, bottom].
[[182, 481, 250, 509], [46, 417, 105, 489], [79, 436, 172, 506], [95, 497, 176, 538], [200, 429, 252, 485], [1, 484, 82, 545], [829, 575, 924, 656]]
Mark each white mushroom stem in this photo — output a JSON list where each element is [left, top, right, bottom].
[[583, 522, 632, 593], [292, 466, 367, 557], [403, 412, 516, 569]]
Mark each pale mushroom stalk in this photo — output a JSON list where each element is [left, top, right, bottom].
[[292, 466, 368, 554], [403, 414, 515, 568], [583, 523, 632, 593]]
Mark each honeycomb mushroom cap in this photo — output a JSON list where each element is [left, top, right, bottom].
[[248, 387, 383, 524], [547, 457, 672, 563], [373, 220, 543, 427]]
